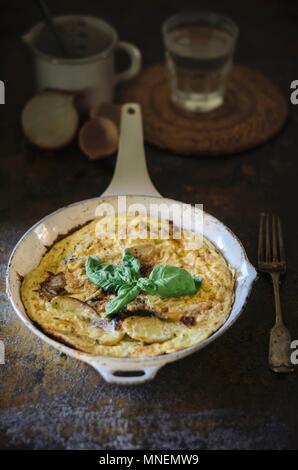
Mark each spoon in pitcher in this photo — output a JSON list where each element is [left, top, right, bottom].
[[35, 0, 71, 57]]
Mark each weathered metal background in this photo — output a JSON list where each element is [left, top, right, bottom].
[[1, 0, 298, 449]]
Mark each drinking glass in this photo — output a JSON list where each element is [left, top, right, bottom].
[[162, 11, 238, 113]]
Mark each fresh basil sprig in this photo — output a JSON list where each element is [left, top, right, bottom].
[[85, 251, 202, 318]]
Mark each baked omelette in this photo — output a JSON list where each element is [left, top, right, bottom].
[[21, 215, 235, 358]]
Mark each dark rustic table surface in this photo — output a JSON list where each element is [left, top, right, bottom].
[[1, 0, 298, 450]]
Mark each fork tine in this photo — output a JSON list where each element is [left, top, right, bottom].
[[258, 213, 265, 263], [272, 214, 278, 262], [265, 213, 271, 262], [277, 216, 285, 262]]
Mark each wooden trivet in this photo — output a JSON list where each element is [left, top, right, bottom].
[[120, 64, 288, 156]]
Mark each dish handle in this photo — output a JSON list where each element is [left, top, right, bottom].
[[102, 103, 160, 198], [90, 363, 161, 385]]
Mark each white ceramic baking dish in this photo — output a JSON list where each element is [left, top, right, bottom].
[[6, 103, 257, 384]]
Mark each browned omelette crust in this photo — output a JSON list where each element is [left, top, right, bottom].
[[21, 215, 235, 358]]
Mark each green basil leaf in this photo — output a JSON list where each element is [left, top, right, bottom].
[[194, 275, 202, 290], [149, 264, 200, 297], [105, 284, 140, 317], [137, 277, 158, 295], [85, 256, 123, 293], [122, 251, 141, 277]]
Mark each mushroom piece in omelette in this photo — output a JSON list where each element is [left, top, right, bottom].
[[21, 215, 235, 358]]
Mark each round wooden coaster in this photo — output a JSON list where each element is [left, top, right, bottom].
[[120, 64, 288, 156]]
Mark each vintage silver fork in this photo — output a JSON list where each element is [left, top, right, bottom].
[[258, 213, 293, 373]]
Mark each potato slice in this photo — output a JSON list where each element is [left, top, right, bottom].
[[122, 316, 178, 344], [50, 296, 124, 346], [126, 243, 156, 276], [127, 243, 156, 262]]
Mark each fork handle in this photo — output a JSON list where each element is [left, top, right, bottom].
[[271, 272, 283, 326], [269, 272, 293, 373]]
